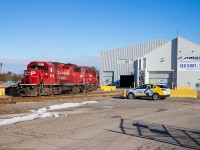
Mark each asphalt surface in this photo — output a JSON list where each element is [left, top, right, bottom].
[[0, 97, 200, 150]]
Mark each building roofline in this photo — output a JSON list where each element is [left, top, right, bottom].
[[100, 39, 169, 53]]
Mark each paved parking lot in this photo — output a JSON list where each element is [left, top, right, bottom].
[[0, 97, 200, 150]]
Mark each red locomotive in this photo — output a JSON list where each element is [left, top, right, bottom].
[[17, 61, 98, 96]]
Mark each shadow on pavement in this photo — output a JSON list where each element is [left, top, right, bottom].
[[112, 96, 126, 99], [112, 96, 156, 101], [107, 119, 200, 150]]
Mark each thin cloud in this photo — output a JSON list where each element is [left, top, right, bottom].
[[0, 58, 29, 65]]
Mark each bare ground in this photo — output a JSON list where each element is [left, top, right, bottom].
[[0, 97, 200, 150]]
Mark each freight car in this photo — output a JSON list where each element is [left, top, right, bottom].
[[16, 61, 98, 96]]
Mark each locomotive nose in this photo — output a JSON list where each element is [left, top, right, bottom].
[[25, 70, 30, 76], [24, 70, 39, 84], [25, 70, 36, 76]]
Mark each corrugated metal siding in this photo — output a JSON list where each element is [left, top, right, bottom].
[[100, 39, 168, 86]]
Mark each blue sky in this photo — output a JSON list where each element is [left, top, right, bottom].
[[0, 0, 200, 74]]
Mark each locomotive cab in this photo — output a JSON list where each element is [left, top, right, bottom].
[[23, 62, 55, 84]]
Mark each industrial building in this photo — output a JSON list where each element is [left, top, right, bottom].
[[100, 37, 200, 90]]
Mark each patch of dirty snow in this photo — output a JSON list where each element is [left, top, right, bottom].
[[0, 101, 97, 126]]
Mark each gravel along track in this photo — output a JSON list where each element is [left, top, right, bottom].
[[0, 90, 124, 115], [0, 97, 200, 150], [0, 90, 124, 105]]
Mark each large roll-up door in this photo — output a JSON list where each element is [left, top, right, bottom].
[[103, 71, 114, 86], [149, 72, 172, 88]]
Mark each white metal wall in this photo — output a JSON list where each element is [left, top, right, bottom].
[[176, 37, 200, 89], [100, 39, 168, 87], [141, 38, 178, 88], [100, 36, 200, 89], [141, 37, 200, 89]]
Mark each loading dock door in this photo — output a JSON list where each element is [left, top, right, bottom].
[[103, 71, 114, 85], [149, 72, 172, 88], [120, 75, 134, 87]]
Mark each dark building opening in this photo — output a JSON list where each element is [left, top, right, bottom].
[[120, 75, 134, 87]]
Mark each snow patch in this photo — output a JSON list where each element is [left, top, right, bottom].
[[103, 106, 114, 109], [0, 101, 97, 126]]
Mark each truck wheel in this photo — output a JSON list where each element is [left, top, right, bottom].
[[128, 93, 135, 99], [152, 93, 160, 100]]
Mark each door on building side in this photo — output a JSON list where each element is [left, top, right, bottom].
[[103, 71, 114, 86], [120, 75, 134, 88], [149, 72, 172, 88]]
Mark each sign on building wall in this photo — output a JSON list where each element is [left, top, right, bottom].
[[182, 56, 200, 61], [178, 63, 200, 71]]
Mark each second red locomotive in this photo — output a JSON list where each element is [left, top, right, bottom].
[[17, 61, 98, 96]]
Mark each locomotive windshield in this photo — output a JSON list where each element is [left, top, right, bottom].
[[28, 66, 44, 70]]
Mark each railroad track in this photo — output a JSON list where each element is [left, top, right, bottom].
[[0, 90, 125, 104]]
